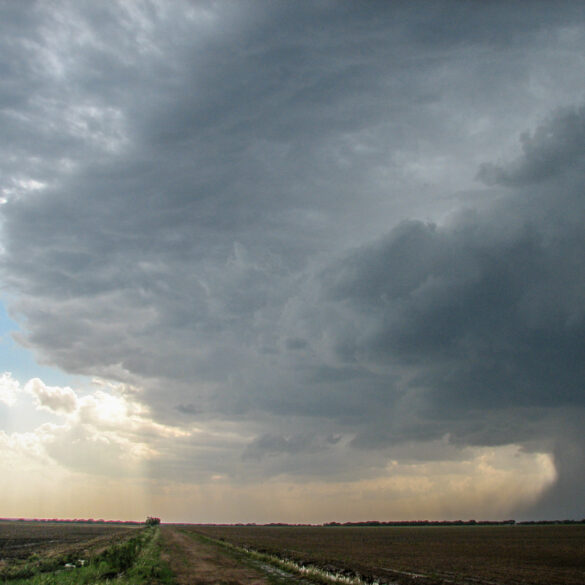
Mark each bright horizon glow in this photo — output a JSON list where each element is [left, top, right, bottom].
[[0, 370, 558, 524]]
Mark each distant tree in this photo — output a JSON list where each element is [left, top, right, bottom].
[[145, 516, 160, 526]]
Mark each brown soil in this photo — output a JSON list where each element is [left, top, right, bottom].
[[192, 524, 585, 585], [160, 526, 273, 585], [0, 521, 138, 561]]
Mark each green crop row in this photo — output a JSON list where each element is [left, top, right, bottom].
[[1, 526, 174, 585]]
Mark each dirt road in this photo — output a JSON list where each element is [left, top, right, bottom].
[[160, 526, 275, 585]]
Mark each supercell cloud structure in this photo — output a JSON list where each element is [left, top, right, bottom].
[[1, 1, 585, 521]]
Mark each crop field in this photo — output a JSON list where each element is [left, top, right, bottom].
[[3, 521, 584, 585], [0, 521, 172, 584], [191, 524, 585, 585], [0, 521, 138, 560]]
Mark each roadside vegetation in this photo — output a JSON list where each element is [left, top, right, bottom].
[[0, 525, 173, 585]]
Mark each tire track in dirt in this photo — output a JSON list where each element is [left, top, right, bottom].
[[161, 526, 274, 585]]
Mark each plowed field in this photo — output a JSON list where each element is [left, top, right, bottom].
[[0, 521, 138, 561], [190, 524, 585, 585]]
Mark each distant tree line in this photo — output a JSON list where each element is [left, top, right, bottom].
[[0, 517, 166, 525], [322, 519, 585, 527], [323, 520, 517, 527], [226, 519, 585, 527], [515, 519, 585, 525], [0, 517, 142, 525]]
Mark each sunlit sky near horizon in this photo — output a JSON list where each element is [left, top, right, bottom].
[[1, 0, 585, 523]]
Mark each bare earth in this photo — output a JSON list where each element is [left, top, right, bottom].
[[192, 524, 585, 585], [0, 521, 138, 560], [161, 526, 272, 585]]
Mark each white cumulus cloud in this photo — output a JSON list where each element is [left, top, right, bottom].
[[25, 378, 78, 414], [0, 372, 20, 406]]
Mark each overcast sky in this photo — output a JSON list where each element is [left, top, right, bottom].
[[1, 0, 585, 523]]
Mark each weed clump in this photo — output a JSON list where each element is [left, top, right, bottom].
[[93, 534, 141, 573]]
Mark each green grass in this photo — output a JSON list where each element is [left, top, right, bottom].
[[1, 527, 174, 585]]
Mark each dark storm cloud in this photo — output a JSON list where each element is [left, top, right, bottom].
[[313, 105, 585, 516], [2, 1, 585, 516], [478, 105, 585, 187], [323, 105, 585, 409]]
